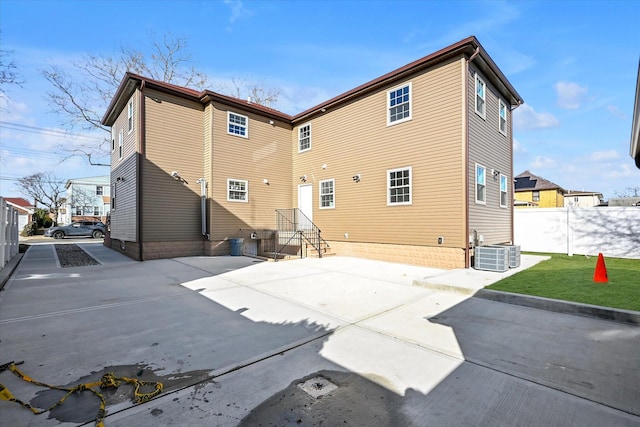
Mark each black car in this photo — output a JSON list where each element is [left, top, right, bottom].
[[44, 221, 106, 239]]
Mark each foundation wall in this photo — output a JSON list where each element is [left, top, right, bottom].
[[328, 241, 465, 269]]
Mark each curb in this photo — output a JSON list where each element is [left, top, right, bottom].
[[0, 252, 24, 292], [475, 289, 640, 326]]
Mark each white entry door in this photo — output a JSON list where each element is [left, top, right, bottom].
[[298, 184, 313, 230]]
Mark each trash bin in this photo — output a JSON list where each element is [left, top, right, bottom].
[[230, 238, 244, 256]]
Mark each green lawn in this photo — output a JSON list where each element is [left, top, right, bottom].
[[486, 253, 640, 312]]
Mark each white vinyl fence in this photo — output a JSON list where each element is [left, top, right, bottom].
[[514, 207, 640, 259], [1, 197, 20, 269]]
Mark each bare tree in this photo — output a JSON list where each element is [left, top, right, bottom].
[[614, 186, 640, 197], [17, 172, 66, 225], [41, 31, 279, 165], [230, 77, 280, 108], [0, 31, 24, 97]]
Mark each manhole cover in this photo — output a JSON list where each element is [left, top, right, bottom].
[[297, 376, 338, 399]]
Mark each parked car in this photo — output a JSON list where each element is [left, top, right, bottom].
[[44, 221, 106, 239]]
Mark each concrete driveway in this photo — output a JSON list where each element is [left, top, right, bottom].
[[1, 242, 638, 426]]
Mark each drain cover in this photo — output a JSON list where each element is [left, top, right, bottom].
[[297, 376, 338, 398]]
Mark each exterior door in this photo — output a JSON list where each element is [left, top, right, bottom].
[[298, 184, 313, 230]]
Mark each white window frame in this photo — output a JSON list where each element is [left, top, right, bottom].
[[387, 82, 412, 126], [476, 164, 486, 204], [475, 73, 486, 119], [498, 99, 507, 135], [500, 174, 508, 208], [127, 100, 133, 133], [118, 129, 123, 160], [111, 128, 115, 152], [387, 167, 412, 206], [96, 186, 103, 195], [298, 123, 311, 152], [227, 178, 248, 202], [319, 179, 335, 209], [227, 111, 248, 138]]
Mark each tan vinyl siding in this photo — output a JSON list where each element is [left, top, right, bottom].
[[110, 153, 137, 241], [292, 57, 466, 249], [467, 65, 513, 244], [209, 102, 292, 240], [142, 88, 204, 242]]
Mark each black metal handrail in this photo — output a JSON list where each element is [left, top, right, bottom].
[[274, 208, 329, 260]]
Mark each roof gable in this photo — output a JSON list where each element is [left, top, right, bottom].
[[3, 197, 34, 209], [514, 170, 566, 192]]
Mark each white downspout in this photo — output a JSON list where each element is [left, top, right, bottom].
[[196, 178, 208, 238]]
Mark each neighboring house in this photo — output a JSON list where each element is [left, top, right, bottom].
[[3, 197, 34, 230], [631, 57, 639, 169], [102, 36, 523, 269], [608, 197, 640, 207], [60, 176, 111, 224], [514, 170, 566, 208], [563, 191, 604, 208]]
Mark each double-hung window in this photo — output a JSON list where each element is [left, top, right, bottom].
[[127, 100, 133, 133], [319, 179, 335, 209], [498, 100, 507, 135], [96, 186, 103, 196], [228, 112, 248, 138], [387, 83, 412, 125], [500, 174, 508, 207], [476, 164, 486, 204], [387, 167, 412, 205], [299, 123, 311, 152], [93, 206, 100, 216], [227, 179, 248, 202], [475, 74, 486, 118], [118, 129, 123, 160]]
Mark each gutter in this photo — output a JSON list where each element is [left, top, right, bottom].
[[138, 80, 146, 261]]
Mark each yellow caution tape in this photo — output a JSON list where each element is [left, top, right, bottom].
[[0, 361, 163, 427]]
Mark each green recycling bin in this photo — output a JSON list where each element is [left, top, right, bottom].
[[230, 238, 244, 256]]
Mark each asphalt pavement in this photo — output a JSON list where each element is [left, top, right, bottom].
[[0, 241, 638, 426]]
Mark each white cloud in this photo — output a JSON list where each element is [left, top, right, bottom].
[[554, 81, 588, 110], [530, 156, 557, 169], [513, 138, 527, 154], [589, 150, 620, 162], [606, 105, 626, 119], [606, 163, 638, 179], [513, 104, 559, 131], [224, 0, 254, 23]]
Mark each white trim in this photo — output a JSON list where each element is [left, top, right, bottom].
[[387, 82, 412, 126], [227, 111, 249, 138], [319, 178, 335, 209], [499, 174, 508, 208], [118, 129, 123, 160], [475, 73, 486, 119], [298, 122, 312, 153], [475, 163, 486, 204], [227, 178, 248, 202], [498, 99, 507, 135], [387, 166, 412, 206], [127, 100, 134, 134]]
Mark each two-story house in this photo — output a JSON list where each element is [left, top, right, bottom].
[[514, 170, 566, 208], [102, 36, 523, 269], [60, 176, 111, 224]]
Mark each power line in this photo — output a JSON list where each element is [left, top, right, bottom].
[[0, 121, 107, 143]]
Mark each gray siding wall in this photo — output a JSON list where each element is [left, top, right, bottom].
[[110, 90, 139, 241], [467, 64, 513, 244], [110, 154, 138, 241]]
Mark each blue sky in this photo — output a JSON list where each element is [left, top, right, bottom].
[[1, 0, 639, 200]]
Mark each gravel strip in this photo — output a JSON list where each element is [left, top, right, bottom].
[[55, 244, 100, 268]]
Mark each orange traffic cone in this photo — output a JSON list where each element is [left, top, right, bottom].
[[593, 253, 608, 283]]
